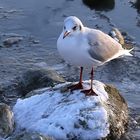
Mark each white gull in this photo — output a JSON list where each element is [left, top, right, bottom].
[[57, 16, 133, 96]]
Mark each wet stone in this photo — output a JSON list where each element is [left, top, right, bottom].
[[0, 103, 14, 138], [17, 68, 65, 97], [3, 37, 23, 47], [82, 0, 115, 11]]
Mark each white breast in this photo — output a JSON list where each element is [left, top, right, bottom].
[[57, 33, 100, 67]]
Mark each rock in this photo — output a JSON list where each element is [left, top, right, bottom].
[[0, 68, 65, 105], [131, 0, 140, 13], [109, 28, 125, 45], [17, 68, 65, 97], [0, 103, 14, 138], [108, 28, 134, 51], [82, 0, 115, 11], [3, 37, 23, 47], [13, 81, 128, 140], [104, 85, 128, 139], [136, 115, 140, 125], [7, 131, 54, 140]]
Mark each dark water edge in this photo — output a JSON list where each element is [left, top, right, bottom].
[[0, 0, 140, 139]]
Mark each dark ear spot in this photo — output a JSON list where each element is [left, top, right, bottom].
[[79, 25, 82, 30], [72, 26, 77, 31]]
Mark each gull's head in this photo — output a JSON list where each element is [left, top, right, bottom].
[[63, 16, 84, 39]]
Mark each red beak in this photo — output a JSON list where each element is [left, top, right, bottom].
[[63, 31, 70, 39]]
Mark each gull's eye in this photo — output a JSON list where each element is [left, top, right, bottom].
[[64, 26, 66, 30], [72, 26, 77, 31]]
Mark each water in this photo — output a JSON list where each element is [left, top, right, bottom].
[[0, 0, 139, 139]]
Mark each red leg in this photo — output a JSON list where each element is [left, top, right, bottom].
[[68, 67, 84, 91], [81, 67, 98, 96]]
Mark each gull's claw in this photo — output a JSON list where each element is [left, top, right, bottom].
[[68, 82, 83, 91], [81, 88, 98, 96]]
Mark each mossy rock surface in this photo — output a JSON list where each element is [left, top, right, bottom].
[[105, 85, 128, 140], [0, 103, 14, 138]]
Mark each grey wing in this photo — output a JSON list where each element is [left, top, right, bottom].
[[87, 29, 123, 62]]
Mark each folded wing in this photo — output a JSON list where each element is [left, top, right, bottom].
[[87, 29, 123, 62]]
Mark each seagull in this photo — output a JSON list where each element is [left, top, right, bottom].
[[57, 16, 133, 96]]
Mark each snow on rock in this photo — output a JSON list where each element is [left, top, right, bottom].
[[13, 80, 127, 140]]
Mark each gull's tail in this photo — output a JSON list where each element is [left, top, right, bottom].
[[106, 48, 134, 63], [121, 48, 134, 56]]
